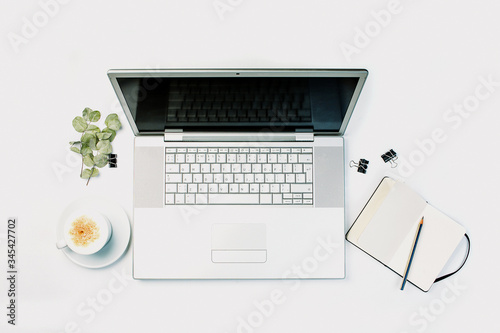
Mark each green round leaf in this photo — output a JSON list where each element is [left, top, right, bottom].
[[81, 168, 99, 179], [97, 132, 112, 140], [102, 127, 117, 142], [72, 116, 88, 133], [83, 154, 94, 167], [105, 114, 121, 131], [80, 144, 93, 156], [70, 147, 80, 154], [90, 110, 101, 122], [86, 124, 100, 134], [94, 153, 109, 168], [82, 108, 92, 121], [97, 139, 112, 154]]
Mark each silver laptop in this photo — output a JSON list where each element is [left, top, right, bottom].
[[108, 69, 368, 279]]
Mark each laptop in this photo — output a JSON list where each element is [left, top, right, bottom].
[[108, 69, 368, 279]]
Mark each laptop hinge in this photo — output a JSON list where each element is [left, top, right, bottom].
[[164, 129, 314, 142]]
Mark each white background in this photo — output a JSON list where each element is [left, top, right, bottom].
[[1, 0, 500, 332]]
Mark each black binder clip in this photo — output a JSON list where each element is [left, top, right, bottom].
[[350, 159, 369, 174], [108, 154, 118, 168], [381, 149, 398, 168]]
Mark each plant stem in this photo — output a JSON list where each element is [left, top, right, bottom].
[[86, 164, 96, 186]]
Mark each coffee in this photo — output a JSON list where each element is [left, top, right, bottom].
[[69, 215, 101, 248]]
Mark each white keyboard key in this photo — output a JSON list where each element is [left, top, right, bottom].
[[260, 194, 272, 204], [273, 164, 282, 173], [196, 194, 208, 204], [209, 184, 218, 193], [198, 184, 208, 193], [281, 148, 290, 153], [221, 164, 231, 173], [268, 154, 277, 163], [283, 199, 293, 204], [229, 184, 239, 193], [166, 194, 175, 204], [175, 194, 185, 204], [252, 164, 262, 173], [196, 154, 206, 163], [293, 199, 303, 204], [303, 193, 313, 199], [229, 148, 239, 153], [273, 194, 282, 204], [291, 184, 313, 192], [177, 148, 187, 153], [281, 184, 291, 193], [292, 148, 301, 153], [183, 174, 193, 183], [237, 154, 247, 163], [286, 174, 296, 183], [250, 184, 259, 193], [234, 174, 244, 183], [239, 184, 249, 193], [193, 174, 203, 183], [188, 148, 197, 153], [219, 184, 229, 193], [214, 174, 223, 183], [263, 164, 272, 173], [288, 154, 298, 163], [293, 194, 302, 199], [304, 199, 313, 204], [255, 174, 264, 183], [166, 174, 182, 183], [191, 164, 200, 173], [199, 148, 207, 153], [217, 154, 226, 163], [177, 184, 187, 193], [219, 148, 228, 153], [166, 164, 180, 173], [180, 164, 190, 173], [203, 174, 213, 183], [186, 154, 196, 163], [306, 170, 313, 183], [186, 194, 196, 204], [209, 148, 218, 153], [227, 154, 237, 163], [245, 174, 255, 183], [188, 184, 198, 193], [207, 154, 216, 163], [275, 174, 285, 183], [271, 184, 280, 193], [166, 154, 175, 163], [247, 154, 257, 163], [176, 154, 185, 163], [250, 148, 259, 153], [258, 154, 267, 163], [166, 148, 176, 153], [166, 184, 177, 193], [283, 164, 292, 173], [302, 148, 313, 153], [239, 148, 249, 153], [231, 164, 241, 173], [265, 174, 275, 183], [209, 194, 259, 204], [211, 164, 221, 173], [271, 148, 281, 153], [296, 174, 306, 183], [201, 164, 211, 173], [260, 184, 270, 193], [299, 154, 312, 163], [224, 174, 234, 183], [278, 154, 288, 163], [260, 148, 270, 153], [293, 164, 303, 173], [283, 194, 293, 199], [242, 164, 251, 173]]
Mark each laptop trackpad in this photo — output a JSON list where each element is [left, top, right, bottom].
[[211, 224, 267, 263]]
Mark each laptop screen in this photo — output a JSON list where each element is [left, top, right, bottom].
[[112, 71, 366, 134]]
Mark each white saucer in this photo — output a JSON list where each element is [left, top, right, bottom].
[[57, 196, 131, 269]]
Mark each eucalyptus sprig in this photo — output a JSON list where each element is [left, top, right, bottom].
[[69, 107, 121, 185]]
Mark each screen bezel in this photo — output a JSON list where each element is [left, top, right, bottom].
[[107, 69, 368, 136]]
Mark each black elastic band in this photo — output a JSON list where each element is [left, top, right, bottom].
[[434, 233, 470, 283]]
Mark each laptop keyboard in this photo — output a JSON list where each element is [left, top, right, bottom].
[[165, 147, 313, 205]]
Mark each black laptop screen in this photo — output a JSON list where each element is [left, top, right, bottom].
[[116, 76, 360, 133]]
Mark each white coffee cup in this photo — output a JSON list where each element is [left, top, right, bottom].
[[57, 210, 112, 255]]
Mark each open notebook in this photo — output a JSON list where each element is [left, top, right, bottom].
[[346, 177, 467, 291]]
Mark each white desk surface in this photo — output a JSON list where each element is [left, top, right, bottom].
[[1, 1, 499, 332]]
